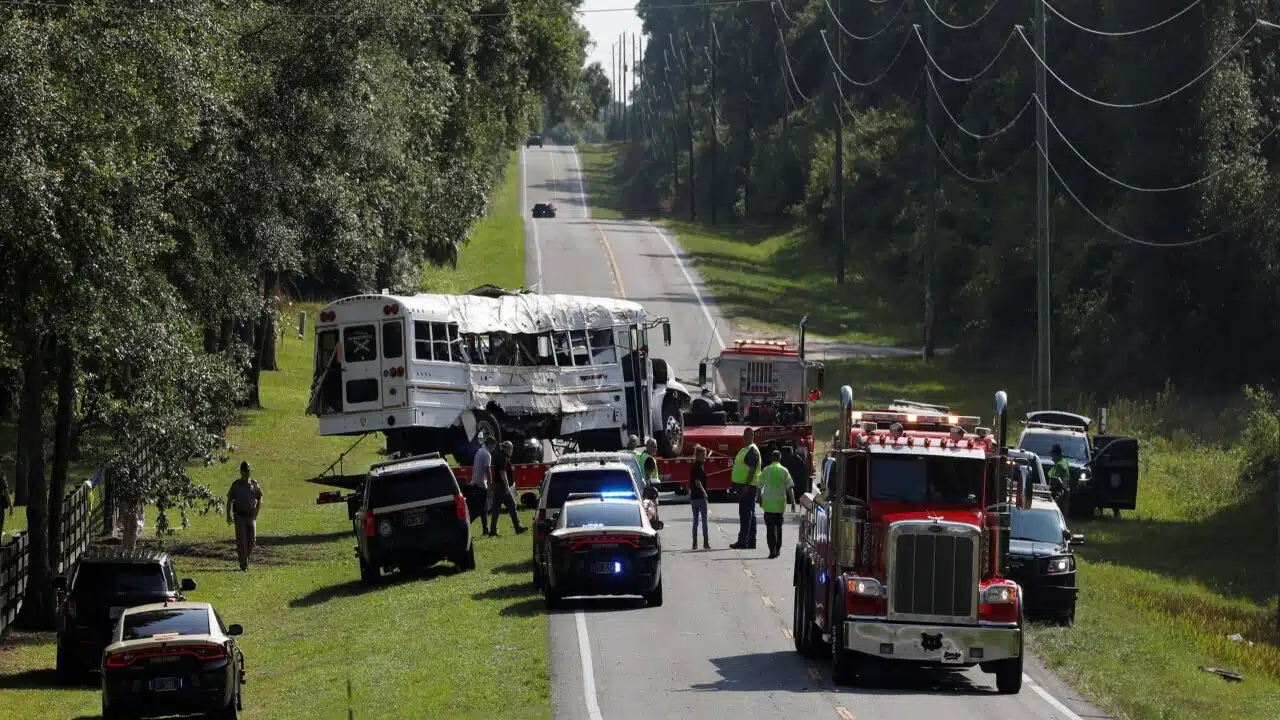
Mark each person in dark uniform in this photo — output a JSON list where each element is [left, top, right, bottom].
[[487, 441, 527, 536], [226, 462, 263, 571]]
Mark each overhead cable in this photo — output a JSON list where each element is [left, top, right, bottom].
[[823, 0, 907, 41], [913, 25, 1019, 83], [1014, 21, 1270, 109], [777, 33, 816, 104], [929, 129, 1034, 183], [1036, 95, 1280, 192], [820, 29, 914, 87], [1041, 0, 1202, 38], [925, 69, 1031, 140], [919, 0, 1002, 31], [772, 0, 797, 24], [1042, 145, 1265, 247]]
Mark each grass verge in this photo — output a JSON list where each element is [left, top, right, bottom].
[[0, 161, 551, 719], [583, 142, 1280, 720], [420, 152, 525, 293]]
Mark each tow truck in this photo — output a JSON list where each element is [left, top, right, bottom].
[[792, 388, 1026, 693]]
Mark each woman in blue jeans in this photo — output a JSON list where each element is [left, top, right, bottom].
[[689, 446, 710, 549]]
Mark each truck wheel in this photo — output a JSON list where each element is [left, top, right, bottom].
[[359, 558, 380, 585], [792, 564, 810, 656], [657, 398, 683, 458], [830, 611, 859, 685], [994, 655, 1024, 693]]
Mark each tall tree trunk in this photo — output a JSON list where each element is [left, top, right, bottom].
[[204, 323, 219, 354], [262, 271, 279, 371], [247, 318, 264, 409], [49, 337, 75, 569], [220, 316, 234, 353], [14, 340, 44, 506], [19, 336, 53, 628]]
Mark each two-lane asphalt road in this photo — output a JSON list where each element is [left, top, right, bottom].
[[520, 144, 1106, 720]]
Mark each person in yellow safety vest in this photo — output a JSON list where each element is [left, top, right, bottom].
[[1047, 444, 1072, 513], [639, 437, 660, 488], [757, 450, 793, 558], [729, 427, 761, 550]]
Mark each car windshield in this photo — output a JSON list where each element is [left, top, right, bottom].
[[75, 562, 168, 594], [546, 469, 636, 509], [1010, 507, 1065, 544], [869, 456, 985, 505], [1020, 433, 1090, 463], [564, 503, 643, 528], [122, 608, 210, 640], [369, 465, 456, 508]]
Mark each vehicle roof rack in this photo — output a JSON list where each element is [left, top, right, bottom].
[[369, 452, 442, 471], [1023, 421, 1088, 433], [888, 398, 952, 414]]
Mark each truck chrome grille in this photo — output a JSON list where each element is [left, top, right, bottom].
[[890, 532, 975, 617]]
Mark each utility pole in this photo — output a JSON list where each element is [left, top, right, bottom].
[[663, 51, 679, 200], [833, 0, 846, 285], [1035, 0, 1052, 408], [682, 33, 695, 221], [621, 33, 628, 142], [632, 34, 638, 146], [610, 43, 616, 137], [923, 18, 939, 358], [708, 19, 719, 225]]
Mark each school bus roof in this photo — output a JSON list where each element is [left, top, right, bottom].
[[319, 292, 648, 334]]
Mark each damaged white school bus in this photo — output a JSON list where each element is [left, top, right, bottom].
[[306, 286, 693, 465]]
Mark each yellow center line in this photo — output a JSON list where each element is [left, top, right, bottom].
[[596, 223, 626, 298], [781, 628, 793, 639], [836, 707, 856, 720], [761, 595, 774, 609], [743, 567, 754, 578]]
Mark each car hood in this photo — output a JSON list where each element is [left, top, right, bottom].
[[1008, 538, 1068, 557]]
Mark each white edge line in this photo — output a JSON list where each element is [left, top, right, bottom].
[[569, 146, 592, 220], [521, 147, 543, 290], [1023, 673, 1085, 720], [576, 609, 604, 720], [644, 220, 727, 350]]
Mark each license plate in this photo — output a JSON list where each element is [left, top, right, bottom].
[[405, 511, 424, 527], [941, 648, 964, 665], [592, 561, 617, 574], [109, 607, 124, 620], [153, 677, 179, 692]]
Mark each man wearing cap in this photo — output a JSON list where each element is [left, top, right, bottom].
[[226, 461, 263, 571], [487, 441, 527, 536], [1047, 444, 1071, 511], [729, 427, 761, 550]]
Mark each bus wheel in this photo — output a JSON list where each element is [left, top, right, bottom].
[[657, 397, 684, 458]]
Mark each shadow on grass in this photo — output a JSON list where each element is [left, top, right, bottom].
[[490, 560, 533, 576], [0, 668, 65, 690], [0, 629, 55, 649], [290, 564, 463, 608]]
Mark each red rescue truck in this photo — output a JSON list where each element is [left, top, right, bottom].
[[792, 388, 1027, 693]]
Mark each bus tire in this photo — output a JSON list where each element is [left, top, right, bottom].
[[657, 397, 684, 458]]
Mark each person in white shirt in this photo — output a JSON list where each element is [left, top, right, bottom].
[[469, 435, 493, 536]]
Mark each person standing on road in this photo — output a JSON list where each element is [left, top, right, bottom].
[[757, 450, 793, 558], [469, 435, 493, 536], [226, 461, 263, 571], [640, 437, 660, 488], [729, 428, 760, 550], [779, 445, 806, 512], [487, 441, 528, 536], [689, 446, 710, 550], [0, 469, 12, 540]]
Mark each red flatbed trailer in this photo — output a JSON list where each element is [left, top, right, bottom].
[[452, 454, 737, 502]]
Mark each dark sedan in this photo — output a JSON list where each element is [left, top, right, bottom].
[[539, 495, 664, 608], [1006, 495, 1085, 625], [101, 602, 245, 720]]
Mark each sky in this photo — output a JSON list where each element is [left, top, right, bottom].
[[580, 0, 645, 79]]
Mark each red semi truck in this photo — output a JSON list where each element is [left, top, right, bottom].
[[792, 389, 1027, 693]]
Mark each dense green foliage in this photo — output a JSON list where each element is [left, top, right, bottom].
[[616, 0, 1280, 395], [0, 0, 589, 625]]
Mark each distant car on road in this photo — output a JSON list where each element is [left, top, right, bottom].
[[352, 452, 476, 584], [537, 495, 664, 608], [531, 454, 659, 590], [54, 548, 197, 681], [526, 135, 543, 148], [101, 601, 245, 720], [532, 201, 556, 218]]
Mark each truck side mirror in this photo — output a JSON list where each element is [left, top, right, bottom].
[[1070, 533, 1085, 545], [698, 362, 707, 386], [662, 322, 671, 346], [651, 519, 665, 530]]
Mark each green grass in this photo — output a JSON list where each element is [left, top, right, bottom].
[[0, 173, 552, 719], [575, 144, 624, 220], [584, 142, 1280, 720], [419, 152, 526, 293]]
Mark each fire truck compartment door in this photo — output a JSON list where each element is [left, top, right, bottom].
[[844, 621, 1021, 664]]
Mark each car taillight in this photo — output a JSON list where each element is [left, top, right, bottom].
[[105, 651, 134, 669], [634, 534, 657, 548], [363, 511, 376, 537], [190, 645, 228, 661], [455, 494, 467, 520]]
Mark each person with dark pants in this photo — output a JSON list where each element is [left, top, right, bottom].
[[757, 450, 794, 558], [487, 441, 527, 536], [0, 469, 12, 541], [468, 435, 493, 535], [729, 428, 760, 550], [689, 446, 710, 550], [779, 445, 807, 511]]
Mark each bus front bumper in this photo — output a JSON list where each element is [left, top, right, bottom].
[[844, 620, 1021, 665]]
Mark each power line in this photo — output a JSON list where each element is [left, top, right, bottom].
[[822, 0, 906, 41], [1014, 21, 1275, 109], [1042, 144, 1267, 247], [918, 0, 1002, 32], [0, 0, 780, 18], [1037, 95, 1280, 193], [913, 25, 1019, 83], [819, 29, 913, 87], [928, 129, 1034, 183], [1040, 0, 1203, 38], [924, 70, 1031, 140]]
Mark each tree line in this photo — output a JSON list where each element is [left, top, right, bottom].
[[613, 0, 1280, 397], [0, 0, 602, 626]]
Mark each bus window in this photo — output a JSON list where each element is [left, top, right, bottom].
[[447, 324, 466, 362], [536, 332, 556, 367], [344, 325, 377, 363], [463, 333, 489, 364], [553, 331, 572, 367], [382, 321, 403, 360], [413, 321, 431, 361], [316, 329, 339, 373], [588, 329, 616, 365], [570, 330, 590, 366], [431, 323, 451, 361]]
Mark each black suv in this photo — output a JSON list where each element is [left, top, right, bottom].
[[526, 135, 543, 148], [353, 453, 476, 583], [1007, 490, 1085, 625], [53, 547, 196, 679]]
